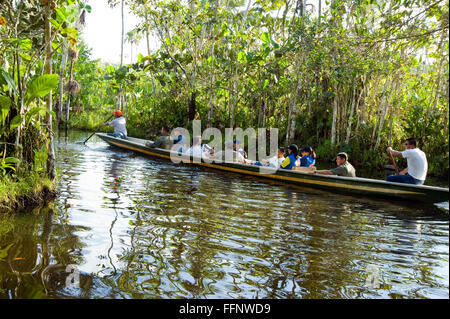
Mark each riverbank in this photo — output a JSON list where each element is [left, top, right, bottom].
[[0, 173, 57, 213]]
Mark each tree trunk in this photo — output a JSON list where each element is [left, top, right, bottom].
[[375, 77, 398, 149], [345, 86, 356, 145], [207, 2, 219, 128], [58, 38, 68, 126], [331, 82, 338, 147], [14, 53, 24, 164], [119, 0, 124, 110], [120, 0, 124, 67], [229, 0, 252, 129], [288, 79, 300, 142], [258, 97, 265, 128], [428, 32, 446, 115], [345, 83, 364, 145], [188, 90, 196, 121], [443, 77, 449, 137], [318, 0, 321, 23], [45, 4, 56, 181], [356, 81, 367, 132], [65, 58, 74, 131], [145, 11, 151, 56], [285, 90, 293, 145]]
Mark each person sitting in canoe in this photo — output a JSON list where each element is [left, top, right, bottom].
[[201, 142, 214, 156], [253, 147, 285, 168], [280, 144, 300, 170], [233, 139, 247, 159], [102, 110, 127, 139], [299, 146, 316, 167], [386, 137, 427, 185], [186, 136, 208, 159], [309, 152, 356, 177], [173, 127, 187, 153], [213, 141, 245, 163], [145, 125, 172, 149]]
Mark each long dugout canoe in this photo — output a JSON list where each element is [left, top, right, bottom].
[[95, 133, 449, 204]]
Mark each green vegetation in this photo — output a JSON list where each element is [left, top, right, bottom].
[[0, 172, 55, 212], [0, 1, 88, 211]]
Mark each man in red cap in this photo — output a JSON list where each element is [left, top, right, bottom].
[[103, 110, 127, 139]]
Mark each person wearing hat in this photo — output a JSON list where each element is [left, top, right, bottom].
[[309, 152, 356, 177], [103, 110, 127, 139], [299, 146, 316, 167], [280, 144, 300, 170], [173, 127, 188, 153], [233, 139, 247, 159]]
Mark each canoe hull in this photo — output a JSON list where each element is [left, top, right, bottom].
[[95, 133, 449, 204]]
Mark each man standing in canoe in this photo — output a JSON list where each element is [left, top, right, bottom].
[[103, 110, 127, 139], [386, 137, 427, 185], [309, 152, 356, 177]]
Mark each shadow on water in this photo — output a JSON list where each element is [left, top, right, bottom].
[[0, 129, 448, 299]]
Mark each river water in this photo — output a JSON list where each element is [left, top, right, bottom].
[[0, 130, 448, 299]]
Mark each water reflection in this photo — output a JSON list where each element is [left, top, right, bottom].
[[0, 130, 448, 299]]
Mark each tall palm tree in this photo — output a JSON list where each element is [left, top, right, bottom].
[[120, 0, 124, 67], [125, 29, 142, 63]]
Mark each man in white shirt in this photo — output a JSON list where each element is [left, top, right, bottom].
[[103, 110, 127, 139], [213, 141, 245, 163], [186, 136, 205, 159], [257, 147, 285, 168], [386, 137, 427, 185]]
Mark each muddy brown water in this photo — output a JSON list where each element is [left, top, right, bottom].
[[0, 130, 448, 299]]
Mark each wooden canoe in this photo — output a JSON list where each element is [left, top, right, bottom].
[[95, 133, 449, 204]]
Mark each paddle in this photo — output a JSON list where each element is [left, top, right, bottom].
[[77, 114, 114, 144], [388, 151, 399, 175]]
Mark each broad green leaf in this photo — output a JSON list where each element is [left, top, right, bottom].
[[25, 107, 56, 125], [238, 51, 247, 63], [49, 18, 60, 29], [10, 114, 23, 130], [55, 7, 69, 23], [0, 95, 11, 125], [19, 39, 32, 51], [107, 65, 115, 74], [0, 243, 14, 260], [24, 74, 59, 104], [4, 157, 19, 164], [261, 32, 270, 44], [0, 95, 11, 109], [0, 69, 18, 96], [173, 35, 181, 43], [61, 27, 78, 38]]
